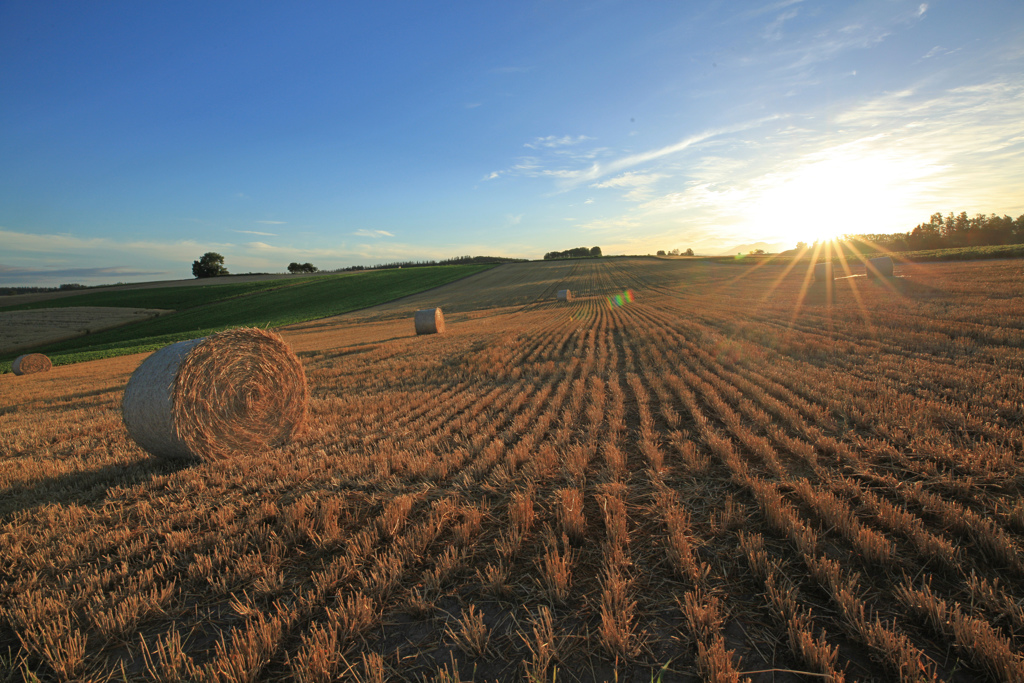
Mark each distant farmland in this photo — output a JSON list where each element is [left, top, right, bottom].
[[1, 257, 1023, 681], [0, 264, 492, 372]]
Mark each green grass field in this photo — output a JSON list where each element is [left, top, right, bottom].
[[0, 277, 319, 312], [1, 265, 492, 373]]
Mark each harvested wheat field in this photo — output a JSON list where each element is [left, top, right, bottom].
[[2, 257, 1024, 682]]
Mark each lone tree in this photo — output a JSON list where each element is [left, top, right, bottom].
[[192, 252, 228, 278], [287, 262, 318, 274]]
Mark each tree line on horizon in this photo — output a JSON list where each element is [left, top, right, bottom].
[[543, 246, 602, 260], [187, 253, 527, 279], [837, 211, 1024, 252], [331, 254, 527, 272]]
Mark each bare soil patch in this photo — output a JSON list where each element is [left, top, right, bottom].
[[0, 306, 170, 354]]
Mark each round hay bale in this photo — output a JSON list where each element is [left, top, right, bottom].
[[414, 308, 445, 335], [121, 327, 308, 460], [813, 262, 834, 281], [867, 256, 894, 278], [11, 353, 52, 376], [556, 289, 572, 302]]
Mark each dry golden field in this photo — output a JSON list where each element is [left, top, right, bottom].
[[1, 257, 1023, 682]]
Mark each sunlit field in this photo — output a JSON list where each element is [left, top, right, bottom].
[[2, 257, 1023, 682]]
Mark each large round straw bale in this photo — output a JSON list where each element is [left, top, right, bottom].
[[121, 327, 307, 460], [11, 353, 52, 375], [813, 262, 834, 281], [867, 256, 894, 278], [414, 308, 445, 335], [556, 289, 573, 302]]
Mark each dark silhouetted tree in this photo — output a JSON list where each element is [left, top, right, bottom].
[[544, 246, 602, 260], [288, 262, 318, 273], [192, 252, 228, 278]]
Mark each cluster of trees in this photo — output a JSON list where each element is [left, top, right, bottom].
[[287, 262, 318, 273], [844, 211, 1024, 252], [192, 252, 229, 278], [543, 246, 602, 260], [656, 248, 694, 256]]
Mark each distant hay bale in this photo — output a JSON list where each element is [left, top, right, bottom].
[[11, 353, 51, 376], [556, 289, 573, 302], [121, 327, 308, 460], [813, 262, 834, 281], [867, 256, 894, 278], [414, 308, 445, 335]]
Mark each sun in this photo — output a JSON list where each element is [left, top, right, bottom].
[[745, 148, 936, 249]]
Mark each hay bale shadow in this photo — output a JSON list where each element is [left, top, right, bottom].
[[0, 458, 194, 517], [803, 281, 835, 306], [884, 276, 946, 300]]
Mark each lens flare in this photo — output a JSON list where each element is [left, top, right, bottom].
[[606, 289, 635, 308]]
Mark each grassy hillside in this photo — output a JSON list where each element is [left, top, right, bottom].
[[1, 265, 491, 372], [0, 277, 318, 312]]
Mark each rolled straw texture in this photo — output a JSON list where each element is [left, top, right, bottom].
[[414, 308, 445, 335], [813, 262, 834, 281], [556, 289, 573, 301], [122, 327, 308, 460], [868, 256, 894, 278], [11, 353, 52, 376]]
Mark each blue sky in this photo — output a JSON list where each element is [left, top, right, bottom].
[[2, 1, 1022, 286]]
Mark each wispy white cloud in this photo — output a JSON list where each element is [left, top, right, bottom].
[[352, 229, 395, 238], [0, 264, 167, 281], [763, 8, 799, 41], [465, 102, 482, 109], [231, 229, 278, 236], [549, 75, 1024, 254], [739, 0, 806, 20], [495, 117, 780, 191], [591, 171, 668, 201], [920, 45, 961, 60], [0, 228, 239, 285], [525, 135, 593, 149], [591, 172, 667, 189]]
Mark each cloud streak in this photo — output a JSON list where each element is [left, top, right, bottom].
[[231, 229, 278, 236], [352, 229, 395, 238], [524, 135, 593, 149], [0, 264, 167, 281]]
